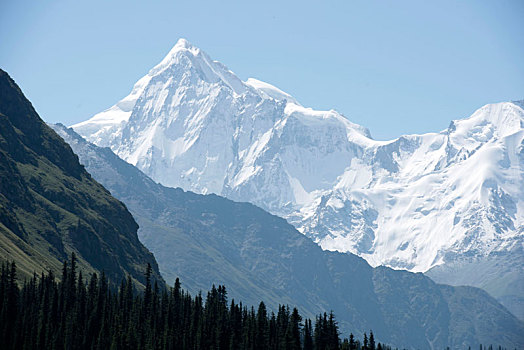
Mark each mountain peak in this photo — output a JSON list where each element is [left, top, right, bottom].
[[72, 43, 523, 287], [169, 38, 199, 54], [174, 38, 192, 49], [157, 38, 202, 68], [449, 101, 524, 144]]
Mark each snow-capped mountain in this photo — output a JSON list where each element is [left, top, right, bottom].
[[73, 39, 524, 278], [47, 122, 524, 349]]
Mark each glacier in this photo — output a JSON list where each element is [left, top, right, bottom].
[[73, 39, 524, 315]]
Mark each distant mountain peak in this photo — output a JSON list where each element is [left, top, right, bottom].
[[173, 37, 195, 50], [160, 38, 203, 67], [448, 102, 524, 146], [72, 43, 524, 283]]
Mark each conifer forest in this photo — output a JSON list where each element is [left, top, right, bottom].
[[0, 257, 512, 350]]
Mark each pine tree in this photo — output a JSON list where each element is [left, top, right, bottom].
[[303, 318, 313, 350], [369, 330, 376, 350], [285, 307, 301, 349], [349, 333, 356, 350], [326, 311, 339, 349], [255, 301, 268, 349]]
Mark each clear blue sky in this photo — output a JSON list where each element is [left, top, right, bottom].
[[1, 1, 523, 140]]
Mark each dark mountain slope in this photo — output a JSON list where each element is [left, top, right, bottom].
[[53, 123, 524, 349], [0, 69, 163, 287]]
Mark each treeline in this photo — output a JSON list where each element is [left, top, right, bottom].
[[0, 257, 507, 350]]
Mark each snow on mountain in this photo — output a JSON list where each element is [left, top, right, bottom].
[[299, 101, 524, 273], [244, 78, 299, 105], [72, 39, 524, 279]]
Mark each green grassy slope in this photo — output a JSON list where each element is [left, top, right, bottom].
[[0, 69, 163, 287]]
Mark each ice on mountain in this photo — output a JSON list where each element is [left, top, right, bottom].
[[72, 39, 524, 275]]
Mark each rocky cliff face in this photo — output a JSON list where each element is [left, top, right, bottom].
[[0, 69, 163, 287]]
